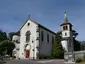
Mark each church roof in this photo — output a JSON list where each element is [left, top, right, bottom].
[[19, 18, 56, 35]]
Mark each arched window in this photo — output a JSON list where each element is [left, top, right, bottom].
[[26, 31, 31, 42]]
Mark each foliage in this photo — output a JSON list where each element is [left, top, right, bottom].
[[72, 30, 81, 51], [73, 30, 85, 51], [12, 56, 16, 59], [0, 30, 7, 42], [74, 39, 81, 51], [0, 61, 3, 64], [0, 29, 15, 56], [52, 32, 64, 59], [0, 40, 15, 56], [76, 58, 82, 63], [8, 32, 16, 40], [80, 41, 85, 50]]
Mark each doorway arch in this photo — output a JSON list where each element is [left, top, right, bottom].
[[24, 44, 31, 58]]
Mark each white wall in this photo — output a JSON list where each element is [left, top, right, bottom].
[[19, 19, 38, 59], [39, 27, 55, 56]]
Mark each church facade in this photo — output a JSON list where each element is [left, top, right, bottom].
[[12, 19, 56, 59]]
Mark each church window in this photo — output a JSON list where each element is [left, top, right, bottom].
[[28, 23, 30, 26], [47, 34, 49, 43], [41, 31, 44, 41], [26, 31, 31, 42]]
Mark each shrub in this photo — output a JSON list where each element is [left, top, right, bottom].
[[4, 55, 10, 59], [84, 54, 85, 61], [0, 61, 3, 64], [76, 58, 82, 63], [12, 56, 16, 59]]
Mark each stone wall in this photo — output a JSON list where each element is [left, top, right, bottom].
[[74, 50, 85, 60]]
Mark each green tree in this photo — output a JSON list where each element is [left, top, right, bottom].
[[0, 30, 7, 42], [0, 29, 15, 56], [0, 40, 15, 56], [80, 41, 85, 50], [52, 32, 64, 59], [8, 32, 16, 40], [74, 39, 81, 51], [72, 30, 81, 51]]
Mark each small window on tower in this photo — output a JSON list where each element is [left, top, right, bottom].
[[63, 26, 66, 30], [65, 32, 67, 36], [66, 25, 68, 30], [63, 25, 68, 30]]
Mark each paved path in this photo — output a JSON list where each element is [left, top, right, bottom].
[[4, 59, 64, 64]]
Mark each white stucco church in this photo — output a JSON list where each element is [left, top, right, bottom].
[[12, 18, 56, 59]]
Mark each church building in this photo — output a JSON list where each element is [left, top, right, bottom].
[[12, 18, 56, 59]]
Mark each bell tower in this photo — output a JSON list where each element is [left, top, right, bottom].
[[60, 12, 75, 63], [61, 12, 73, 52]]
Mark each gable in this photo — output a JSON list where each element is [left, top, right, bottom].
[[19, 18, 56, 35], [19, 19, 38, 31]]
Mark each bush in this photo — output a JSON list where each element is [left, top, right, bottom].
[[0, 61, 3, 64], [4, 55, 10, 59], [84, 55, 85, 61], [76, 58, 82, 63], [12, 56, 16, 59]]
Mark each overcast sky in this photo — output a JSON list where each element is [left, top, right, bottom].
[[0, 0, 85, 41]]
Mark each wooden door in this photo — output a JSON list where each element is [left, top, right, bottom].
[[26, 50, 30, 58]]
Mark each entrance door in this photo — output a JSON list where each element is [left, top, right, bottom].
[[26, 50, 30, 58]]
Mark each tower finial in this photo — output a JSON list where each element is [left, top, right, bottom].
[[64, 12, 68, 23], [29, 15, 30, 19]]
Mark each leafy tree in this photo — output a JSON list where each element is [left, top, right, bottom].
[[72, 30, 81, 51], [0, 29, 15, 56], [8, 32, 16, 40], [74, 39, 81, 51], [0, 30, 7, 42], [52, 32, 64, 59], [80, 41, 85, 50], [0, 40, 15, 56]]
